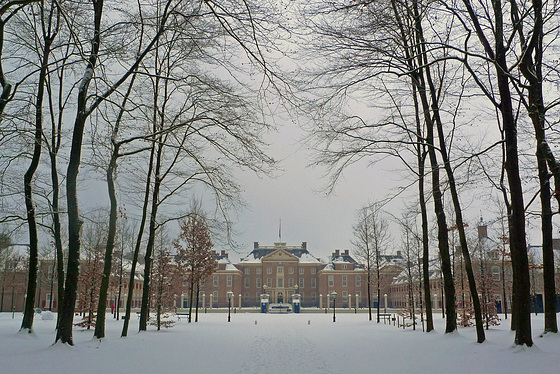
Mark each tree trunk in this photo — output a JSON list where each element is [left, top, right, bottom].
[[122, 144, 155, 337], [459, 0, 532, 347], [414, 87, 433, 332], [376, 255, 380, 323], [517, 0, 557, 334], [367, 268, 372, 321], [22, 24, 55, 332], [496, 24, 533, 349], [430, 84, 485, 342], [189, 278, 194, 323], [139, 140, 163, 331], [195, 283, 200, 322], [94, 146, 119, 338], [56, 0, 104, 345]]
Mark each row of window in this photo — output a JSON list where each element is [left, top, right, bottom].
[[211, 274, 363, 288], [328, 275, 361, 287], [242, 277, 318, 288], [243, 266, 317, 275]]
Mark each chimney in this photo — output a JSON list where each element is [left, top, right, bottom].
[[396, 250, 402, 257], [221, 250, 228, 258], [302, 242, 307, 250], [254, 242, 259, 249], [344, 250, 349, 256]]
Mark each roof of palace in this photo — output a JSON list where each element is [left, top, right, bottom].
[[239, 242, 323, 264]]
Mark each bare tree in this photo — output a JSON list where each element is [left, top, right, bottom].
[[57, 0, 182, 345], [151, 229, 176, 330], [353, 203, 389, 323], [20, 0, 60, 333], [174, 206, 216, 323], [446, 0, 534, 346]]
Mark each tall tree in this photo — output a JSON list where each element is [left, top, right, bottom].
[[352, 203, 389, 323], [21, 0, 59, 333], [56, 0, 179, 345], [450, 0, 534, 346], [513, 0, 560, 335]]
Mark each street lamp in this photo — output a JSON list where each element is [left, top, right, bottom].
[[227, 291, 233, 322], [384, 294, 388, 316], [331, 291, 337, 322]]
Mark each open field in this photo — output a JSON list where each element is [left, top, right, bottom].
[[1, 311, 559, 374]]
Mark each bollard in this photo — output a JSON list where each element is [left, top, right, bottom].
[[255, 320, 257, 325], [308, 320, 310, 325]]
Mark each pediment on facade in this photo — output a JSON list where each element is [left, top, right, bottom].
[[262, 248, 298, 262]]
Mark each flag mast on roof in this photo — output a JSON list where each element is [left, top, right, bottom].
[[279, 218, 282, 242]]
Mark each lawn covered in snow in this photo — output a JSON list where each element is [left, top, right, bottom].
[[1, 310, 559, 373]]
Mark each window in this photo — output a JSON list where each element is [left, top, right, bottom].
[[299, 278, 304, 288], [289, 267, 294, 274], [182, 295, 189, 308], [256, 292, 261, 300], [244, 292, 250, 302], [267, 278, 272, 287], [311, 268, 316, 274], [213, 291, 218, 302], [256, 278, 262, 288], [244, 268, 251, 275], [227, 275, 232, 287], [213, 275, 219, 287], [492, 266, 500, 280], [355, 275, 361, 287], [328, 275, 334, 287], [342, 291, 348, 302], [342, 264, 347, 270], [311, 278, 316, 288], [299, 268, 305, 274], [277, 278, 284, 287], [311, 292, 316, 303], [277, 266, 283, 274], [244, 277, 250, 288], [342, 275, 347, 287], [267, 267, 272, 274], [257, 268, 262, 275], [288, 278, 294, 288]]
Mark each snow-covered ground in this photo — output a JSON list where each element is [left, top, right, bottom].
[[1, 310, 559, 374]]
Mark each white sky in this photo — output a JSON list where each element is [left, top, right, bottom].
[[230, 119, 413, 262]]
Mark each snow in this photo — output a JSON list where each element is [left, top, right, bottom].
[[298, 253, 322, 264], [1, 311, 559, 373]]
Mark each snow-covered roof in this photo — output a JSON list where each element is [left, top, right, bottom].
[[392, 258, 441, 284], [239, 243, 323, 264]]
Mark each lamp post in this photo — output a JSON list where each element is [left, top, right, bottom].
[[227, 291, 233, 322], [384, 293, 388, 315], [331, 291, 337, 322]]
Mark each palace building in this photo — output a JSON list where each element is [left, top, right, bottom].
[[190, 241, 405, 310]]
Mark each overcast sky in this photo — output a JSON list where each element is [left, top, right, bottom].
[[229, 118, 406, 262]]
